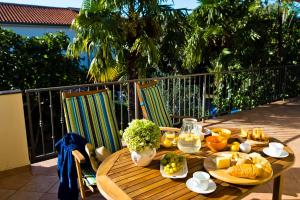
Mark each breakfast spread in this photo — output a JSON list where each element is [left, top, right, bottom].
[[158, 122, 279, 187]]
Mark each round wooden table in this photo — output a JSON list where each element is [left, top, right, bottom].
[[96, 129, 295, 200]]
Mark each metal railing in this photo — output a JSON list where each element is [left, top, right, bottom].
[[16, 65, 300, 162]]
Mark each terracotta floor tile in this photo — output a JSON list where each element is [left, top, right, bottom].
[[0, 172, 32, 190], [31, 159, 57, 176], [84, 192, 105, 200], [7, 191, 43, 200], [0, 166, 31, 179], [39, 193, 57, 200], [46, 181, 58, 194], [20, 176, 57, 193], [0, 189, 16, 200]]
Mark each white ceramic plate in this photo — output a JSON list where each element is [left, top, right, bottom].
[[186, 178, 217, 194], [160, 155, 188, 179], [263, 147, 289, 158]]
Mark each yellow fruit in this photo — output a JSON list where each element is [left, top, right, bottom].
[[232, 141, 240, 145], [163, 140, 172, 148], [231, 144, 240, 152]]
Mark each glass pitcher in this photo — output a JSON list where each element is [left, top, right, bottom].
[[177, 118, 202, 153]]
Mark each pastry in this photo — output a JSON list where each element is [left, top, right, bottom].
[[227, 164, 260, 179], [236, 157, 253, 165], [249, 153, 272, 178], [228, 153, 272, 179], [240, 128, 268, 142], [241, 128, 251, 138]]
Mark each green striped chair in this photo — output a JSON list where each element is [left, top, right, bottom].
[[62, 89, 121, 199], [137, 81, 174, 127]]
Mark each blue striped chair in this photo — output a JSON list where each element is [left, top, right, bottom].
[[136, 80, 185, 129], [62, 89, 121, 199], [137, 81, 172, 127]]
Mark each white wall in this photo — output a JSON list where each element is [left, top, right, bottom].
[[2, 23, 75, 38], [1, 24, 89, 67], [0, 92, 30, 171]]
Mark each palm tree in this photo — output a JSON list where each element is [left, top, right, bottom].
[[183, 0, 271, 72], [68, 0, 188, 82]]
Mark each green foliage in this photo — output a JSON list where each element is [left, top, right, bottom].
[[68, 0, 188, 82], [183, 0, 300, 112], [184, 0, 276, 71], [123, 119, 161, 152], [0, 28, 87, 90]]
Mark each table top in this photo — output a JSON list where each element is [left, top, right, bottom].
[[96, 128, 295, 200]]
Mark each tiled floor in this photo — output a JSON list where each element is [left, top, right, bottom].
[[0, 158, 104, 200], [0, 97, 299, 200]]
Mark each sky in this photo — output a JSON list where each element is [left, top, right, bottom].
[[0, 0, 198, 9]]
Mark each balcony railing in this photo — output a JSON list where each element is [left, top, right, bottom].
[[12, 65, 299, 162]]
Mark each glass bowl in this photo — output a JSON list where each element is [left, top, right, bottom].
[[206, 136, 228, 152]]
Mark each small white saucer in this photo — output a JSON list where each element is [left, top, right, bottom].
[[263, 147, 289, 158], [186, 178, 216, 194]]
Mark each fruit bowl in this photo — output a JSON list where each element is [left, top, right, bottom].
[[211, 128, 231, 139], [206, 136, 228, 152], [160, 154, 188, 179]]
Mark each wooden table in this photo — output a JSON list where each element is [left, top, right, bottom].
[[96, 129, 295, 200]]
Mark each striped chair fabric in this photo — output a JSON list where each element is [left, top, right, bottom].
[[63, 89, 122, 153], [139, 84, 172, 127], [81, 164, 97, 186]]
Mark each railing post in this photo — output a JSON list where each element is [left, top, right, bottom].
[[59, 91, 65, 138], [134, 82, 139, 119], [26, 92, 36, 161], [49, 91, 55, 153], [202, 75, 207, 123], [37, 92, 45, 155], [282, 65, 287, 102], [120, 84, 124, 130], [172, 78, 175, 124], [127, 83, 131, 123]]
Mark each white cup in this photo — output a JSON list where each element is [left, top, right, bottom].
[[193, 171, 210, 190], [269, 142, 284, 157]]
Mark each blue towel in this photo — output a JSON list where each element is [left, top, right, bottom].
[[55, 133, 88, 200]]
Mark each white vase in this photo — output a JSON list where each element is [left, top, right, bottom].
[[131, 146, 156, 166]]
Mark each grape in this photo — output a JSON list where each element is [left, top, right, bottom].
[[161, 158, 167, 166]]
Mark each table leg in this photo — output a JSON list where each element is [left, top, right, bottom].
[[272, 175, 283, 200]]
